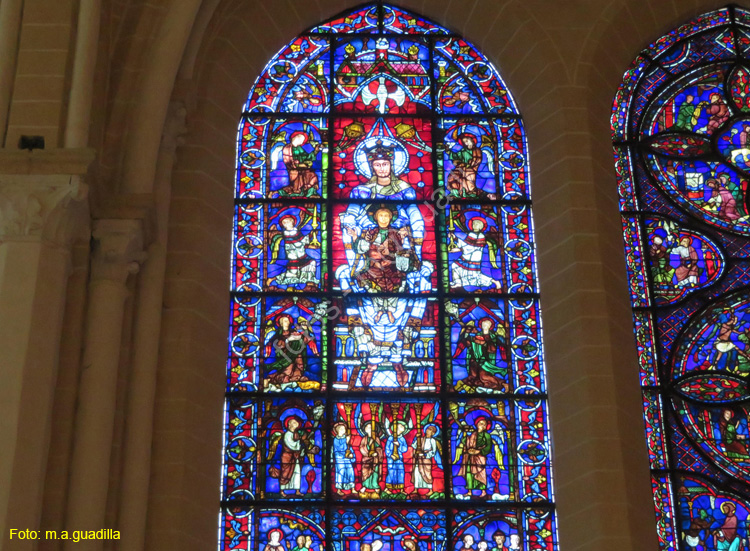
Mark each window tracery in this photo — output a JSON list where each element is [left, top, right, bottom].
[[613, 6, 750, 550], [222, 4, 556, 550]]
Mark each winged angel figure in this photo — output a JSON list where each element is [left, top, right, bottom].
[[447, 300, 509, 392], [448, 214, 502, 290], [268, 130, 323, 197], [267, 209, 321, 290], [452, 407, 509, 500], [446, 131, 497, 199], [266, 404, 323, 496]]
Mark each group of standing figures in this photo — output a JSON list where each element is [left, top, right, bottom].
[[258, 401, 513, 502], [332, 421, 442, 499]]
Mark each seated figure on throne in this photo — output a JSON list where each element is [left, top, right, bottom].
[[349, 205, 419, 297], [342, 137, 425, 245], [336, 132, 433, 389], [273, 131, 321, 197]]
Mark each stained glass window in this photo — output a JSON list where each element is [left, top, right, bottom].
[[612, 6, 750, 551], [223, 4, 556, 551]]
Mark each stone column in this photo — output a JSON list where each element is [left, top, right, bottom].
[[0, 0, 22, 144], [0, 173, 89, 550], [65, 0, 101, 148], [118, 100, 186, 551], [64, 220, 145, 550]]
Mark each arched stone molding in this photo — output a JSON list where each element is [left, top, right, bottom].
[[118, 0, 201, 196]]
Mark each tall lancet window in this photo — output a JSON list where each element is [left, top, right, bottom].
[[222, 4, 557, 551], [613, 6, 750, 551]]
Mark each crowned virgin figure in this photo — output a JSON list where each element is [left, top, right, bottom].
[[336, 127, 434, 389]]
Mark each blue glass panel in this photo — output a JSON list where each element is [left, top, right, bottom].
[[309, 6, 379, 34], [259, 398, 325, 500], [243, 37, 330, 114], [382, 5, 450, 34], [332, 508, 446, 551], [434, 39, 517, 115]]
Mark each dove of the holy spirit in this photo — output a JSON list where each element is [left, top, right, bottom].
[[361, 77, 406, 114]]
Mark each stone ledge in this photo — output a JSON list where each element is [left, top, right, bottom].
[[0, 148, 95, 175]]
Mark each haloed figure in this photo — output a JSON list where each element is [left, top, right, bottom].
[[337, 137, 433, 391], [348, 204, 419, 388], [385, 421, 408, 494], [349, 205, 418, 296], [280, 132, 321, 196], [264, 314, 318, 388], [267, 414, 319, 497], [458, 417, 493, 497], [332, 423, 355, 495], [268, 214, 319, 290], [450, 217, 501, 290], [264, 530, 285, 551], [412, 425, 440, 494], [448, 133, 484, 198], [456, 317, 508, 392], [359, 423, 384, 498], [280, 417, 305, 496], [714, 502, 740, 551]]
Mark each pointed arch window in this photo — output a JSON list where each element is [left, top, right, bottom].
[[222, 5, 557, 551], [613, 6, 750, 550]]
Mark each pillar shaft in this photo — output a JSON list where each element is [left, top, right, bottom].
[[64, 220, 144, 551], [0, 0, 22, 145], [117, 243, 165, 551], [0, 175, 88, 551], [118, 100, 185, 551], [64, 0, 101, 148]]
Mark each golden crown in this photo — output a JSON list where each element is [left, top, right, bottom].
[[365, 139, 395, 162]]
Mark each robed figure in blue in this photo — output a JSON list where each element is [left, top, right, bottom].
[[332, 423, 355, 495], [385, 420, 408, 494]]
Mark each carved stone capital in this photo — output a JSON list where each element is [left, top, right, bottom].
[[0, 174, 89, 246], [161, 100, 188, 152], [90, 219, 147, 285]]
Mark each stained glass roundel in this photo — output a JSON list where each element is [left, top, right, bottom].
[[223, 4, 557, 551], [613, 6, 750, 551]]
